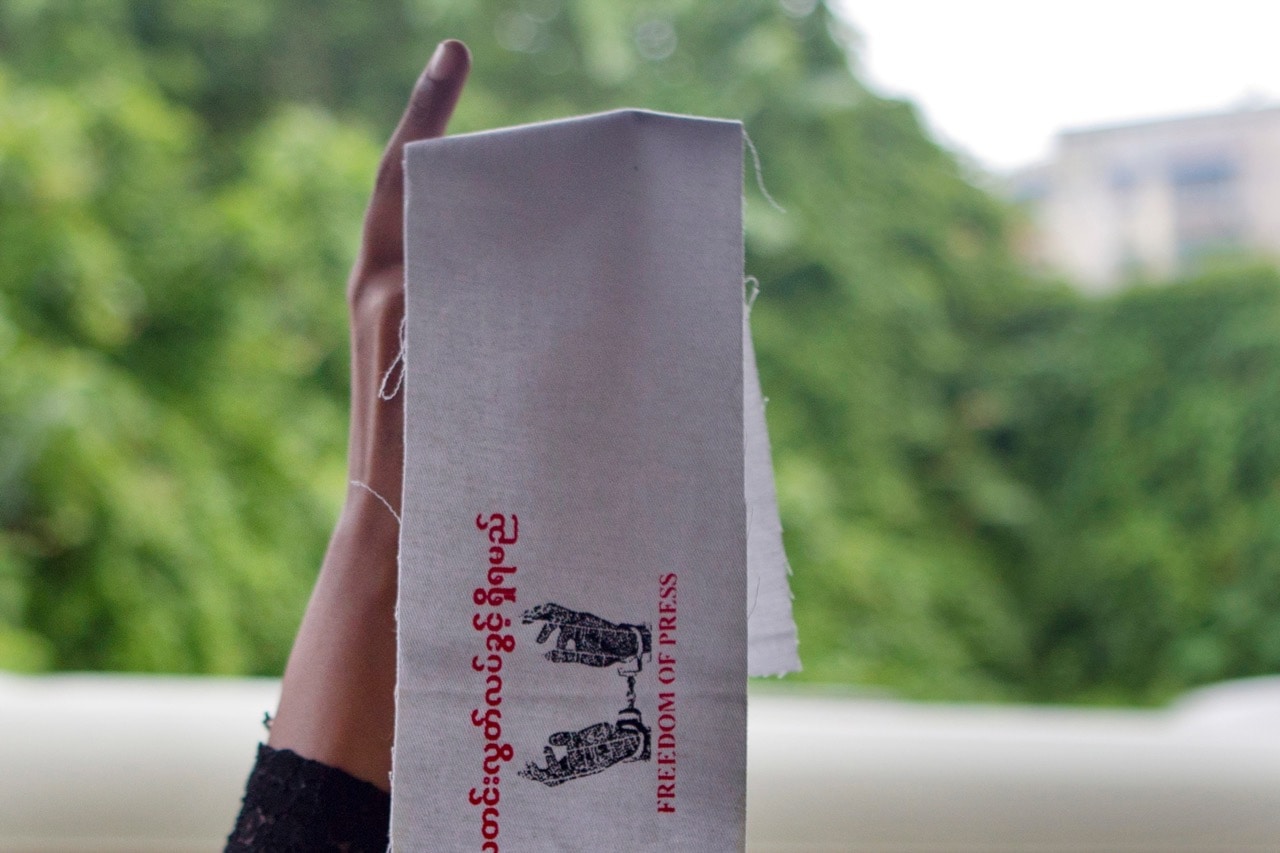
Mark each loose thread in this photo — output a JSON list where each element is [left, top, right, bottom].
[[378, 316, 407, 401], [350, 479, 402, 525], [744, 275, 761, 310], [742, 127, 786, 214]]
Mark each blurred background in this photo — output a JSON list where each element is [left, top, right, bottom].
[[3, 0, 1280, 714]]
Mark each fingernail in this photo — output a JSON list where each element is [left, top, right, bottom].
[[426, 39, 467, 82]]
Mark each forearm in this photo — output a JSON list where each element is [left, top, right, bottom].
[[267, 492, 401, 790], [266, 277, 406, 790], [234, 35, 468, 814]]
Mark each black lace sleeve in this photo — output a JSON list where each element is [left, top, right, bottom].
[[226, 744, 390, 852]]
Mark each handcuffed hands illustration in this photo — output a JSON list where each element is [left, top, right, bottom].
[[522, 602, 652, 671], [518, 710, 652, 787], [518, 603, 653, 787]]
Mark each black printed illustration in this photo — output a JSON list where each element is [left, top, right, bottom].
[[519, 602, 653, 787], [518, 707, 651, 786], [522, 602, 651, 671]]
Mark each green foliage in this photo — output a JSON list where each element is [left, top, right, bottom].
[[0, 27, 361, 672], [977, 267, 1280, 702], [740, 89, 1040, 699], [1, 0, 1278, 704]]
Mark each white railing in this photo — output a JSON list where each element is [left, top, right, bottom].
[[2, 674, 1277, 851]]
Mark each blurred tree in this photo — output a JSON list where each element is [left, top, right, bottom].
[[2, 0, 1277, 705], [0, 3, 385, 671], [978, 266, 1280, 702]]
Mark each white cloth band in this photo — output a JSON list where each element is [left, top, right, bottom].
[[394, 109, 796, 851]]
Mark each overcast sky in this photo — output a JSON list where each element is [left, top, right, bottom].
[[832, 1, 1280, 172]]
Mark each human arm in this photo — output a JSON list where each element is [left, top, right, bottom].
[[264, 35, 470, 792], [225, 38, 470, 853]]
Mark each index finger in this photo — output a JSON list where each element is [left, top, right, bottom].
[[358, 39, 470, 275]]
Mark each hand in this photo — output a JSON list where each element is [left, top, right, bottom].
[[266, 39, 471, 791], [346, 39, 470, 516], [522, 602, 652, 670]]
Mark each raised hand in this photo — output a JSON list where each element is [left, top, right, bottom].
[[265, 40, 471, 792], [522, 602, 652, 671]]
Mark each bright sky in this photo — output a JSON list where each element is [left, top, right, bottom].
[[833, 0, 1280, 172]]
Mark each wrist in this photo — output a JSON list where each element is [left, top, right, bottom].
[[320, 490, 402, 595]]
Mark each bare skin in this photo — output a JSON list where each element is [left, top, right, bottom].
[[266, 39, 471, 792]]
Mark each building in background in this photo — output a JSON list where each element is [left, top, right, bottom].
[[1012, 105, 1280, 292]]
